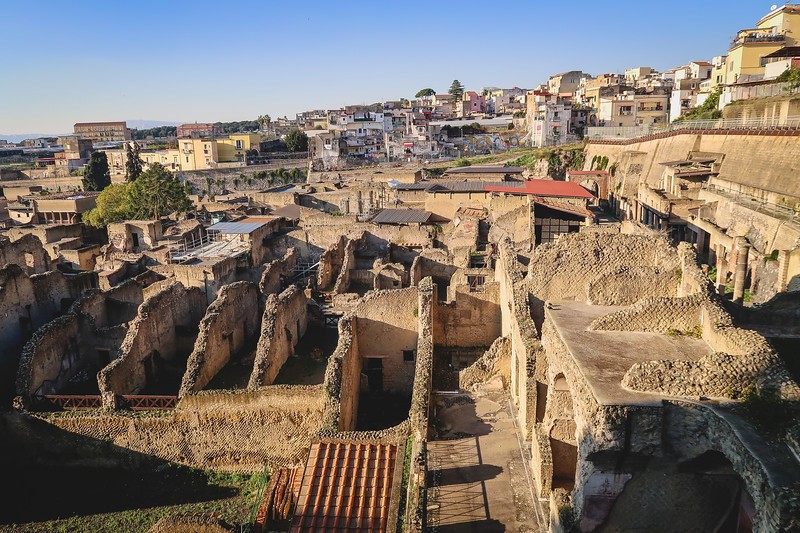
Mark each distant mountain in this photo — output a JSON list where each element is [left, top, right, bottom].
[[126, 120, 183, 130], [0, 133, 68, 144]]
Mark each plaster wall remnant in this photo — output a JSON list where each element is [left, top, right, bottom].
[[180, 281, 260, 395], [248, 285, 310, 388], [98, 281, 207, 405]]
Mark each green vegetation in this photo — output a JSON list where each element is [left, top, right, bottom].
[[454, 157, 472, 167], [665, 325, 703, 338], [448, 79, 464, 100], [132, 125, 178, 140], [258, 114, 271, 130], [82, 152, 111, 192], [7, 466, 268, 533], [83, 163, 191, 227], [395, 436, 414, 533], [284, 129, 309, 152], [737, 385, 796, 436], [512, 110, 526, 118], [415, 88, 435, 98], [509, 144, 586, 179], [674, 89, 722, 122], [776, 66, 800, 89], [125, 142, 143, 182]]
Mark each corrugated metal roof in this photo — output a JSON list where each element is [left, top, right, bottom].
[[271, 204, 303, 219], [206, 221, 267, 234], [371, 208, 433, 224], [290, 441, 398, 532]]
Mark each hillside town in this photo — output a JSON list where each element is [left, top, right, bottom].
[[1, 3, 800, 533]]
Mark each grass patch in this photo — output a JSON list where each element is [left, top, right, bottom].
[[665, 325, 703, 338], [3, 465, 268, 533], [395, 436, 414, 533]]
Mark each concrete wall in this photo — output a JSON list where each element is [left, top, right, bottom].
[[180, 282, 260, 395], [98, 282, 207, 403], [248, 285, 309, 388]]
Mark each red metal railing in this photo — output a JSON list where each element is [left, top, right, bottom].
[[119, 395, 177, 410], [36, 395, 102, 410]]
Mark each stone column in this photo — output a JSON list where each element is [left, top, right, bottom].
[[732, 237, 750, 304], [715, 243, 727, 295]]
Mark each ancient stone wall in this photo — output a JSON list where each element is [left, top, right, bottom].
[[459, 336, 511, 390], [488, 204, 532, 246], [16, 283, 143, 400], [180, 282, 260, 395], [248, 286, 309, 388], [317, 235, 347, 291], [433, 282, 501, 348], [5, 386, 324, 472], [353, 287, 419, 395], [586, 266, 679, 305], [321, 315, 360, 432], [98, 282, 207, 403], [409, 278, 435, 438], [259, 247, 297, 296], [0, 233, 50, 274], [332, 237, 358, 294]]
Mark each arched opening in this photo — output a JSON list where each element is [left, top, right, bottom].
[[548, 373, 578, 490]]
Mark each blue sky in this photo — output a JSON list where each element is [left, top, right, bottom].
[[0, 0, 777, 134]]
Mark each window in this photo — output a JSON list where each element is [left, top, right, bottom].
[[235, 140, 243, 149], [403, 350, 415, 362]]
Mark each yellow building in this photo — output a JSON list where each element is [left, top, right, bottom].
[[215, 133, 261, 163], [725, 4, 800, 84], [178, 138, 219, 170]]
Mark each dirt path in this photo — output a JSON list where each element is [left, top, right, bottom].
[[426, 378, 543, 532]]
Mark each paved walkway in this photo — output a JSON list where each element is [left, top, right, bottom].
[[426, 378, 543, 532]]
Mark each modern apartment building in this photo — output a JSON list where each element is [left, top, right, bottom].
[[73, 121, 132, 142]]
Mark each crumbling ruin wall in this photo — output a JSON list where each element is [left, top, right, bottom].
[[525, 232, 679, 305], [434, 282, 501, 348], [354, 287, 419, 395], [589, 293, 705, 334], [98, 282, 207, 402], [317, 235, 347, 290], [0, 265, 95, 401], [181, 282, 260, 395], [497, 239, 542, 445], [409, 278, 435, 438], [259, 248, 297, 296], [409, 248, 458, 292], [0, 233, 50, 274], [664, 401, 800, 533], [7, 386, 324, 472], [332, 236, 358, 294], [248, 285, 309, 388], [15, 282, 143, 400], [488, 204, 532, 246], [459, 336, 511, 390], [586, 265, 680, 305], [322, 315, 360, 432]]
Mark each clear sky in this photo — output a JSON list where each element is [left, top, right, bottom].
[[0, 0, 778, 134]]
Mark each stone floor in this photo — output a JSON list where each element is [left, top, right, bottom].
[[426, 378, 543, 532]]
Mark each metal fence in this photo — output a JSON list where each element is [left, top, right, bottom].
[[587, 114, 800, 140]]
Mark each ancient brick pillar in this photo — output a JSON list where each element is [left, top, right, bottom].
[[715, 243, 727, 295], [777, 250, 791, 292], [732, 237, 750, 304]]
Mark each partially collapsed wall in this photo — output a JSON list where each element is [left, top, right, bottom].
[[98, 282, 207, 404], [0, 233, 50, 274], [259, 248, 297, 296], [15, 280, 144, 400], [248, 285, 309, 388], [180, 281, 260, 395]]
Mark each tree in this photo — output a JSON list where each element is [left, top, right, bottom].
[[776, 66, 800, 89], [125, 141, 143, 182], [399, 98, 410, 107], [83, 183, 132, 227], [415, 88, 435, 98], [284, 129, 308, 152], [83, 151, 111, 191], [258, 114, 272, 130], [449, 79, 465, 100], [127, 163, 192, 220]]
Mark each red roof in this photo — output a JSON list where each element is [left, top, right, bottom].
[[532, 197, 594, 218], [290, 441, 398, 532], [486, 179, 595, 199]]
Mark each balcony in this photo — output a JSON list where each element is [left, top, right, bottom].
[[731, 33, 785, 48]]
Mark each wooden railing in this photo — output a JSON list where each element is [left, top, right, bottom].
[[119, 395, 177, 410], [35, 395, 102, 410]]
